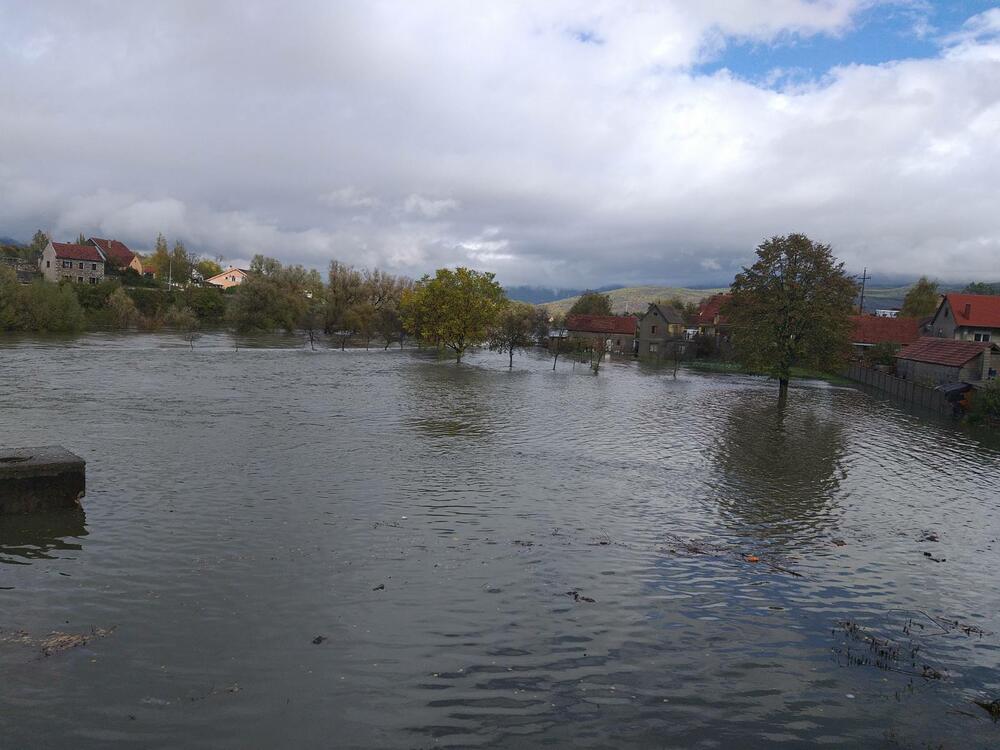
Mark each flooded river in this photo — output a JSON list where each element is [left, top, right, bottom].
[[2, 333, 1000, 748]]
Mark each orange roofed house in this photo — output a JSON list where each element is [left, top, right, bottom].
[[205, 267, 250, 289], [928, 293, 1000, 343], [565, 315, 637, 355]]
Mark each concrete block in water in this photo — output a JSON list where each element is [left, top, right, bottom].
[[0, 447, 86, 514]]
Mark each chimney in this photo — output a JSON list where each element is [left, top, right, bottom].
[[964, 303, 971, 318]]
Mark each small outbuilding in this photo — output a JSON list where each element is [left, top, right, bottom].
[[895, 337, 999, 386]]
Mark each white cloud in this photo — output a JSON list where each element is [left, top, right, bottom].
[[0, 1, 999, 287], [403, 195, 459, 219]]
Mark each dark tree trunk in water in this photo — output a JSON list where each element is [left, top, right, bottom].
[[509, 350, 514, 368], [779, 378, 789, 400]]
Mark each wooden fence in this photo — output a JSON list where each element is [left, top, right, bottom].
[[845, 364, 954, 416]]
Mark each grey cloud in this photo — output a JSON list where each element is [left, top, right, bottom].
[[1, 1, 998, 288]]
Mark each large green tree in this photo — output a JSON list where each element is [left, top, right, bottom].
[[228, 255, 311, 333], [900, 276, 940, 318], [727, 234, 857, 399], [401, 267, 507, 362], [568, 290, 613, 317]]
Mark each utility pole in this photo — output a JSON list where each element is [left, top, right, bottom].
[[168, 257, 173, 288], [858, 267, 871, 314]]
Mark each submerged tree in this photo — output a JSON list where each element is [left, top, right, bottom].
[[727, 234, 857, 399], [900, 276, 940, 318], [488, 302, 540, 368], [401, 267, 507, 362]]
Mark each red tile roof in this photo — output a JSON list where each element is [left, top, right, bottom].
[[88, 237, 136, 268], [896, 337, 993, 367], [850, 315, 921, 346], [943, 293, 1000, 329], [566, 314, 637, 335], [51, 242, 105, 263], [693, 293, 731, 326]]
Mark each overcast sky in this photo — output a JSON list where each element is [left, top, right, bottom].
[[1, 1, 998, 288]]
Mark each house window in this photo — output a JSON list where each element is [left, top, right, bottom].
[[649, 343, 658, 353], [78, 262, 84, 269], [89, 277, 97, 285], [651, 325, 657, 334], [62, 260, 73, 268], [974, 332, 991, 342], [91, 263, 97, 270], [77, 276, 84, 283], [46, 260, 51, 268]]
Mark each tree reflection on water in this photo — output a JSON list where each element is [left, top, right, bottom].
[[714, 390, 847, 542]]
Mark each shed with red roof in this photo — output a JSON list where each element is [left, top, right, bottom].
[[896, 337, 999, 386]]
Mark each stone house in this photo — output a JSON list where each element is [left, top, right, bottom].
[[895, 337, 999, 386], [565, 314, 637, 355], [39, 241, 106, 285], [928, 293, 1000, 343], [88, 237, 143, 275], [205, 267, 250, 289], [637, 302, 686, 358]]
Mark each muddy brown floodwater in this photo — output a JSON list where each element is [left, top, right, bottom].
[[2, 332, 1000, 748]]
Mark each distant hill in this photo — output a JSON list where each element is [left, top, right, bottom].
[[0, 236, 25, 247], [542, 286, 729, 316], [505, 284, 620, 305]]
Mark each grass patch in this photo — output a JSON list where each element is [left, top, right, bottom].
[[683, 359, 851, 386]]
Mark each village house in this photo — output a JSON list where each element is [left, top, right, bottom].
[[849, 315, 921, 358], [565, 314, 637, 355], [205, 267, 250, 289], [895, 337, 999, 386], [928, 293, 1000, 343], [692, 293, 731, 338], [39, 241, 106, 285], [88, 237, 143, 275], [637, 302, 686, 358]]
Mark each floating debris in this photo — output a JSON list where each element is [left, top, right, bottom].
[[565, 590, 596, 604], [973, 698, 1000, 721], [832, 538, 847, 547], [922, 551, 946, 563], [372, 583, 385, 591], [1, 626, 116, 657], [312, 635, 327, 645], [918, 531, 940, 543], [661, 534, 803, 577], [511, 540, 534, 547]]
